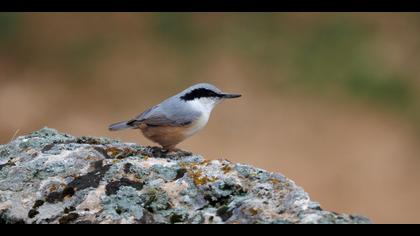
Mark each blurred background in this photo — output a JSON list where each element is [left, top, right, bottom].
[[1, 13, 420, 223]]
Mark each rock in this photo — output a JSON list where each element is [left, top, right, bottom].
[[0, 128, 371, 224]]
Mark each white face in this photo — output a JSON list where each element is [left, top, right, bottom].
[[187, 97, 221, 114]]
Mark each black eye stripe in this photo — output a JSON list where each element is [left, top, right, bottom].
[[180, 88, 222, 101]]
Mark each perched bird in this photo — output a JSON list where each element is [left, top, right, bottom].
[[109, 83, 241, 151]]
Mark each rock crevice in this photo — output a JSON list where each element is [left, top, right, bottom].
[[0, 128, 371, 224]]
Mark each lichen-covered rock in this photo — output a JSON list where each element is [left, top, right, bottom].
[[0, 128, 371, 224]]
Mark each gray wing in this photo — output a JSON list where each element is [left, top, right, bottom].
[[127, 103, 200, 127]]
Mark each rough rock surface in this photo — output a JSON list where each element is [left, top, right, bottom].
[[0, 128, 371, 224]]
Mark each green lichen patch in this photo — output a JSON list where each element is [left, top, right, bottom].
[[151, 164, 179, 181], [141, 187, 171, 213], [102, 186, 144, 221]]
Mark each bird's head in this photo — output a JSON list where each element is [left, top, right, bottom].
[[179, 83, 241, 112]]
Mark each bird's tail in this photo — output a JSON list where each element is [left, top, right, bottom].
[[108, 120, 131, 131]]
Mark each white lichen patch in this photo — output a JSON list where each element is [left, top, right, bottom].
[[160, 180, 189, 207], [76, 185, 106, 214], [138, 157, 176, 168], [0, 200, 12, 211]]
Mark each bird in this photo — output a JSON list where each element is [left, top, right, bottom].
[[108, 83, 241, 152]]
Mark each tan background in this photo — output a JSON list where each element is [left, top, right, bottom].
[[1, 13, 420, 223]]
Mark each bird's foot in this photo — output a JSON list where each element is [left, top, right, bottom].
[[166, 148, 192, 157], [147, 146, 192, 158]]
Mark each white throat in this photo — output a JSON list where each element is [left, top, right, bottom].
[[187, 98, 219, 115], [183, 98, 219, 137]]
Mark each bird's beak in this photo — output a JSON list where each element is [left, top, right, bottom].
[[221, 93, 242, 99]]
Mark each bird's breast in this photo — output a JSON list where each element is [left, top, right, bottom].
[[184, 112, 209, 137]]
